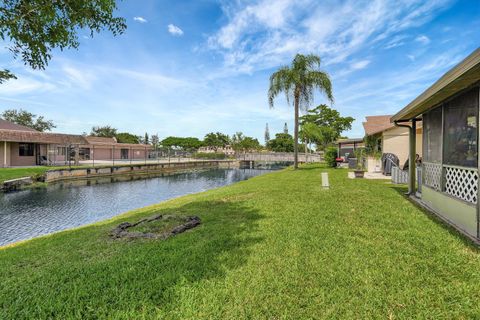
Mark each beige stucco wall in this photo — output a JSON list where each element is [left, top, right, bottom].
[[382, 126, 423, 166], [86, 146, 149, 161], [422, 186, 477, 238], [9, 142, 36, 166], [91, 147, 113, 160]]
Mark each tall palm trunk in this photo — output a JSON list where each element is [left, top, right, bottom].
[[293, 90, 299, 169]]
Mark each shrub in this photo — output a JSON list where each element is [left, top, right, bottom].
[[324, 147, 338, 167], [193, 152, 227, 160]]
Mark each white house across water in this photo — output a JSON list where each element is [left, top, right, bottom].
[[392, 47, 480, 242]]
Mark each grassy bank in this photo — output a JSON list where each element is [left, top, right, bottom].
[[0, 166, 51, 183], [1, 164, 480, 318]]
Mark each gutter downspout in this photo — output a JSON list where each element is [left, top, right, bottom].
[[394, 120, 417, 195]]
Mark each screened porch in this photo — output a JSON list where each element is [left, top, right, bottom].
[[422, 87, 479, 205], [418, 86, 479, 238]]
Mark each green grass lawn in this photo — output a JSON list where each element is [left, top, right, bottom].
[[1, 164, 480, 319], [0, 166, 51, 183]]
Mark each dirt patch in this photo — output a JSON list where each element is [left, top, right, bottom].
[[110, 214, 201, 240]]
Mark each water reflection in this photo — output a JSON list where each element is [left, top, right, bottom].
[[0, 168, 273, 246]]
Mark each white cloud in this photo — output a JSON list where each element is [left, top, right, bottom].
[[0, 77, 56, 96], [207, 0, 453, 75], [110, 68, 186, 89], [384, 34, 407, 49], [407, 54, 416, 61], [167, 24, 184, 36], [351, 60, 370, 70], [133, 16, 147, 23], [415, 34, 431, 44], [62, 66, 96, 90]]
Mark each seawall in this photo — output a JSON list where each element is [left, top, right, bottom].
[[45, 160, 239, 182]]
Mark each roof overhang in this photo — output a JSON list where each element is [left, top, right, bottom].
[[336, 138, 364, 144], [0, 129, 87, 144], [392, 48, 480, 122]]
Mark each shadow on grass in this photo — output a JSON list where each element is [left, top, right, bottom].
[[388, 184, 480, 250], [0, 199, 265, 318]]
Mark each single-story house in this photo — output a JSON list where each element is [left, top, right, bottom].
[[0, 119, 152, 167], [391, 47, 480, 241], [81, 136, 151, 161], [0, 119, 86, 167], [336, 138, 364, 161], [198, 145, 235, 156], [363, 115, 423, 171]]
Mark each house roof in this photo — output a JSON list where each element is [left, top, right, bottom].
[[0, 119, 38, 132], [362, 115, 395, 136], [0, 129, 87, 144], [110, 143, 153, 149], [83, 136, 152, 149], [84, 136, 117, 145], [0, 130, 153, 149], [336, 138, 364, 144], [392, 47, 480, 122]]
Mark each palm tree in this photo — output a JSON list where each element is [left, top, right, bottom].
[[268, 54, 333, 169]]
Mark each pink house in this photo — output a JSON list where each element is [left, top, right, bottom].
[[0, 119, 152, 167]]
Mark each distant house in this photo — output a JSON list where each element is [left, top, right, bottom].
[[81, 136, 151, 161], [363, 115, 422, 167], [336, 138, 364, 161], [198, 145, 235, 156], [391, 47, 480, 241], [0, 119, 86, 167], [0, 119, 152, 167]]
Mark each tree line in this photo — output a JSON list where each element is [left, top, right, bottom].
[[1, 106, 353, 154]]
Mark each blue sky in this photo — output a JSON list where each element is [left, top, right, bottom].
[[0, 0, 479, 142]]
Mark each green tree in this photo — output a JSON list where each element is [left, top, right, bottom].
[[143, 132, 149, 145], [266, 133, 294, 152], [324, 147, 338, 167], [1, 108, 55, 131], [90, 125, 117, 138], [161, 136, 202, 150], [239, 137, 260, 152], [203, 132, 231, 152], [181, 137, 203, 150], [299, 121, 322, 153], [268, 54, 333, 169], [0, 0, 126, 83], [231, 132, 260, 152], [116, 132, 139, 144], [300, 104, 354, 149]]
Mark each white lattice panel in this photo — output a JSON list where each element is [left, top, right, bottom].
[[444, 166, 478, 204], [391, 167, 408, 184], [423, 162, 442, 191]]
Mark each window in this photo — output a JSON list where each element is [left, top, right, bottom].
[[57, 147, 66, 156], [19, 143, 34, 156], [423, 107, 443, 163], [121, 148, 129, 159], [443, 88, 479, 167], [79, 148, 90, 160]]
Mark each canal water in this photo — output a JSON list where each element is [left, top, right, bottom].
[[0, 168, 274, 246]]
